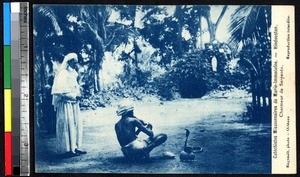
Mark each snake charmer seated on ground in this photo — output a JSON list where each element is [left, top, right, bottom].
[[115, 103, 167, 160]]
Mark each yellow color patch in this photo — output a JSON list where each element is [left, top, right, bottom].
[[5, 89, 12, 132]]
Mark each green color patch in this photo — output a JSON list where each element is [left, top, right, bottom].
[[4, 46, 11, 89]]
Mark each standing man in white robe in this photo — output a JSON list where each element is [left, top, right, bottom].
[[51, 53, 87, 157]]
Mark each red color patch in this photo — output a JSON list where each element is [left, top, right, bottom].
[[5, 132, 12, 176]]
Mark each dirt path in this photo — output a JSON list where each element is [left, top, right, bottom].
[[35, 98, 271, 174]]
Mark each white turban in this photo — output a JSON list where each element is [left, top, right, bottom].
[[116, 100, 134, 116]]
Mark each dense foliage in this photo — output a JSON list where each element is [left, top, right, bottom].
[[34, 5, 272, 130]]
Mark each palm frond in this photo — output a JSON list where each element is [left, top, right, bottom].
[[229, 6, 254, 42], [36, 6, 63, 36], [229, 6, 271, 43]]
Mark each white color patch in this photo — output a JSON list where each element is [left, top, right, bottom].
[[11, 2, 20, 13]]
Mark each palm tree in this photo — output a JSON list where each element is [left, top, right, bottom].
[[33, 5, 64, 133], [191, 5, 210, 50], [34, 5, 63, 87], [229, 5, 271, 119], [229, 6, 271, 44], [79, 6, 109, 93]]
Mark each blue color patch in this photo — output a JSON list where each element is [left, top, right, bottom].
[[3, 3, 11, 45]]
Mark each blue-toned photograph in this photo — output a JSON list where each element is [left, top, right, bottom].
[[34, 5, 272, 173]]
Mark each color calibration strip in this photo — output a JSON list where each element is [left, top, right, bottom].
[[4, 2, 12, 176], [4, 2, 30, 176]]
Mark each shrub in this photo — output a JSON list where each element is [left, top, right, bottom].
[[160, 51, 218, 99]]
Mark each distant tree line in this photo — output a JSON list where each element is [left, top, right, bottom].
[[34, 5, 271, 133]]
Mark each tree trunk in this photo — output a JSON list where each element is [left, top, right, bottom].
[[206, 12, 216, 42], [199, 16, 203, 50], [250, 72, 256, 108], [192, 16, 201, 51], [41, 49, 46, 96], [93, 49, 99, 93], [261, 79, 267, 108], [175, 6, 183, 57], [40, 49, 47, 131], [96, 69, 101, 93], [206, 5, 228, 42], [93, 49, 103, 93], [133, 38, 139, 83]]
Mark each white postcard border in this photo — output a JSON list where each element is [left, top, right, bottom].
[[271, 5, 296, 174]]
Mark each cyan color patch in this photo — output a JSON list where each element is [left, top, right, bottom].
[[4, 2, 11, 45]]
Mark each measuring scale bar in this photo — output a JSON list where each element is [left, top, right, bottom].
[[19, 2, 30, 176]]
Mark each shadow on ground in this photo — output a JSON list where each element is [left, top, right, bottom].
[[35, 98, 271, 174]]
